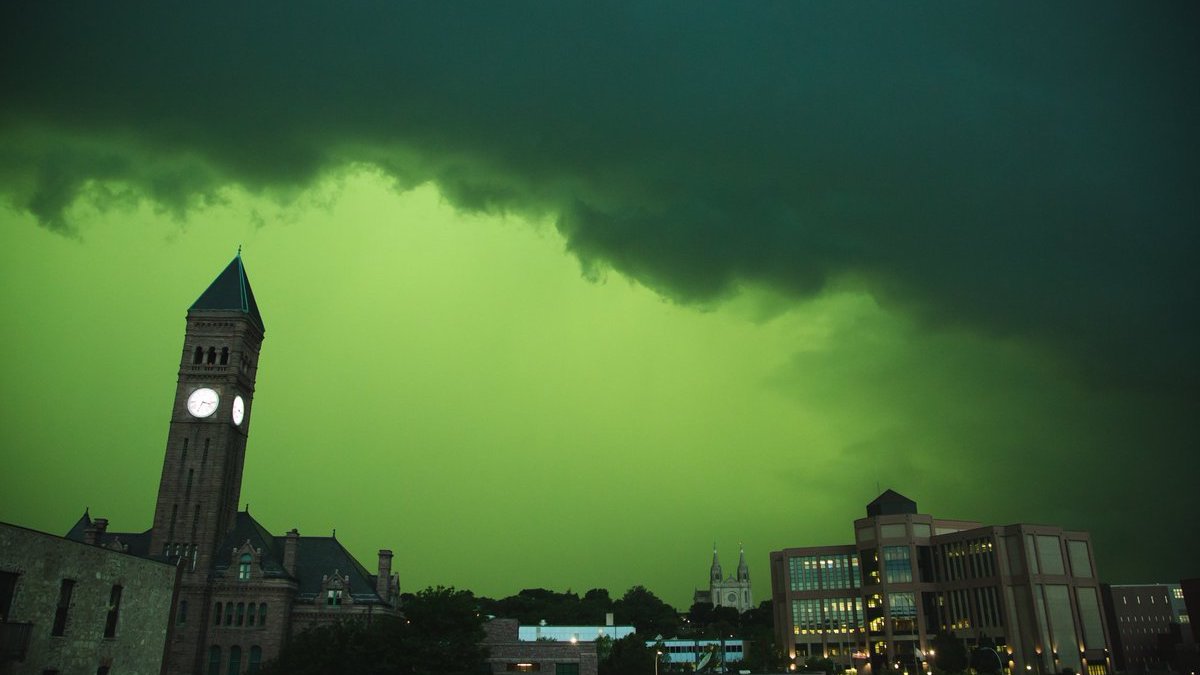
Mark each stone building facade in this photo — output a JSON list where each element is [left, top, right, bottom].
[[62, 255, 399, 675], [1, 521, 179, 675]]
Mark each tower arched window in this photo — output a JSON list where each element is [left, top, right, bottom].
[[213, 602, 222, 626], [224, 602, 234, 625], [259, 603, 267, 626], [236, 602, 245, 626], [207, 646, 221, 675], [238, 553, 252, 580], [248, 646, 262, 674], [220, 347, 230, 365], [177, 600, 188, 625], [194, 346, 204, 364], [228, 645, 241, 675], [207, 347, 216, 365]]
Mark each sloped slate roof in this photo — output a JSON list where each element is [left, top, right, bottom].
[[63, 510, 152, 556], [214, 511, 387, 605], [190, 254, 265, 331], [284, 536, 386, 604]]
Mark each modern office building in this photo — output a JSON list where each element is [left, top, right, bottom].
[[1100, 583, 1194, 672], [770, 490, 1112, 675]]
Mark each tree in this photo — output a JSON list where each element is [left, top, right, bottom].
[[614, 585, 680, 637], [930, 633, 969, 675], [259, 586, 487, 675], [599, 634, 658, 675]]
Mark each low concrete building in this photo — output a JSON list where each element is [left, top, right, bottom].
[[1, 521, 179, 675], [483, 619, 598, 675]]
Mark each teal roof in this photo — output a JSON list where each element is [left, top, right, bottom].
[[190, 254, 265, 330]]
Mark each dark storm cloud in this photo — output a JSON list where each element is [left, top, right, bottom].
[[2, 2, 1198, 391]]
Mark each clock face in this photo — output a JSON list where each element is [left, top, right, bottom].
[[232, 395, 245, 426], [186, 388, 219, 418]]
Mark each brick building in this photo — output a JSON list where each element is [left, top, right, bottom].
[[482, 619, 598, 675], [62, 255, 399, 675], [1, 521, 179, 675]]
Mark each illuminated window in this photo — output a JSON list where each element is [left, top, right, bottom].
[[327, 589, 343, 606], [238, 553, 252, 580], [507, 664, 541, 672]]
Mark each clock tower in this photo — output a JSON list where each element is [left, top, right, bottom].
[[149, 253, 265, 574]]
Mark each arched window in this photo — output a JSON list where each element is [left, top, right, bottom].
[[238, 553, 252, 580], [259, 603, 267, 626], [246, 603, 255, 627], [213, 602, 222, 626], [224, 602, 234, 625], [236, 602, 245, 626], [177, 600, 188, 625], [194, 346, 204, 364], [207, 646, 221, 675], [206, 347, 216, 365], [248, 646, 262, 674], [220, 347, 230, 365], [228, 645, 242, 675]]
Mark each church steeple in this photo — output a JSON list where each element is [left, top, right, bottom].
[[736, 544, 750, 582], [190, 253, 265, 330], [710, 543, 723, 583]]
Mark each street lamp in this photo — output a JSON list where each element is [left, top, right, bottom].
[[655, 649, 664, 675]]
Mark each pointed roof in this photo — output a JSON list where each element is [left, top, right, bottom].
[[190, 254, 265, 330], [212, 512, 389, 605], [866, 489, 918, 517]]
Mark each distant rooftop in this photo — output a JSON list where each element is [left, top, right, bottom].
[[866, 489, 918, 517]]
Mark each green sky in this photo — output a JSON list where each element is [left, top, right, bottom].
[[0, 3, 1196, 608]]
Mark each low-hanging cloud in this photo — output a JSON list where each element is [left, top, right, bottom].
[[2, 2, 1197, 393]]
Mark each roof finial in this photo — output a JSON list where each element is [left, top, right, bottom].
[[237, 244, 242, 256]]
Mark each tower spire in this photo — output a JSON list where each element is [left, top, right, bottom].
[[710, 543, 723, 583], [737, 543, 750, 582]]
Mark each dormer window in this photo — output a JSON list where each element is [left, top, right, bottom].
[[326, 589, 343, 606], [238, 553, 252, 581]]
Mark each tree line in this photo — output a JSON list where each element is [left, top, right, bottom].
[[261, 584, 789, 674]]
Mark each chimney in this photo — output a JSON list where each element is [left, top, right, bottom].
[[283, 529, 299, 576], [83, 517, 109, 546], [376, 550, 393, 599]]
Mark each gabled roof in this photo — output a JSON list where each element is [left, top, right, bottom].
[[213, 511, 388, 605], [63, 510, 152, 557], [866, 489, 918, 517], [283, 536, 386, 604], [190, 254, 265, 331]]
